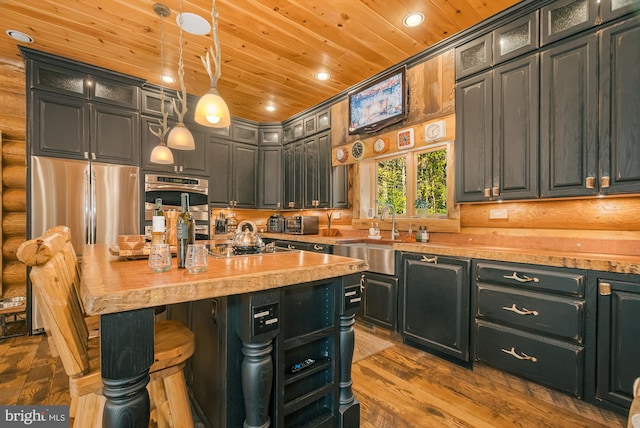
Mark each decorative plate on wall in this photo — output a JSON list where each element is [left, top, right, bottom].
[[397, 128, 414, 150]]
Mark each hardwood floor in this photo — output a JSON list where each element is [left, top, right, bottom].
[[0, 325, 629, 427], [352, 325, 627, 428]]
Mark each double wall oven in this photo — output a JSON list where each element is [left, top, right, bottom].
[[144, 174, 209, 240]]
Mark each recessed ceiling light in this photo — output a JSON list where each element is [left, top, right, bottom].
[[161, 74, 176, 84], [403, 12, 425, 28], [315, 72, 331, 81], [6, 30, 34, 43], [176, 12, 211, 35], [265, 105, 276, 112]]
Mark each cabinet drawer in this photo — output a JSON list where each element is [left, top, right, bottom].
[[475, 320, 584, 397], [476, 284, 584, 343], [475, 262, 585, 296]]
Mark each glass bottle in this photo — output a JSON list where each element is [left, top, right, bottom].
[[176, 193, 195, 268], [151, 198, 165, 245]]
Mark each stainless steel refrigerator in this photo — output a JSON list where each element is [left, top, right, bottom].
[[29, 156, 140, 333]]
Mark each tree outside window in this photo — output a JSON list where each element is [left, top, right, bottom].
[[376, 157, 407, 215], [416, 149, 447, 215], [374, 146, 447, 217]]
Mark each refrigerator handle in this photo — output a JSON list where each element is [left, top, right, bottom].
[[84, 170, 91, 245], [91, 169, 97, 244]]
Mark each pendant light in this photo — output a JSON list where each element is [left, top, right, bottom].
[[194, 0, 231, 128], [149, 3, 174, 165], [167, 0, 196, 150]]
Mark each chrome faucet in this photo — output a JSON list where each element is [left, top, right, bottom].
[[380, 204, 399, 240]]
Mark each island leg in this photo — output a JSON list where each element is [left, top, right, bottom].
[[100, 308, 155, 428], [241, 339, 274, 428], [339, 277, 362, 428]]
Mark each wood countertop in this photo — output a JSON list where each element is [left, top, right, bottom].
[[258, 233, 640, 274], [391, 242, 640, 274], [80, 244, 369, 316]]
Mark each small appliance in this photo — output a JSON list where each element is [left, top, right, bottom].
[[267, 214, 285, 233], [285, 216, 319, 235]]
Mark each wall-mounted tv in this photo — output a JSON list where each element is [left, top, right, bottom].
[[348, 66, 408, 135]]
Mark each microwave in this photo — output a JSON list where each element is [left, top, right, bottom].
[[285, 216, 319, 235]]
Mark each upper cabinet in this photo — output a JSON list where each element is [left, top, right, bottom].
[[24, 48, 142, 166], [282, 104, 344, 209], [456, 55, 539, 202], [455, 2, 640, 202], [540, 0, 599, 46], [598, 14, 640, 195], [455, 33, 493, 80], [141, 116, 209, 176], [600, 0, 640, 23], [492, 12, 539, 65], [540, 33, 598, 198], [208, 138, 258, 208]]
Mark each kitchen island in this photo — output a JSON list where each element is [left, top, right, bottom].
[[80, 244, 368, 428]]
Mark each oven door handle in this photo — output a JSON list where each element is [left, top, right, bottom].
[[145, 183, 208, 194]]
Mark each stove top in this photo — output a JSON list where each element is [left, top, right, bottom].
[[208, 243, 299, 258]]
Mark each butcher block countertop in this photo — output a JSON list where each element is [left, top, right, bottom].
[[391, 242, 640, 274], [80, 244, 369, 316], [259, 232, 640, 275]]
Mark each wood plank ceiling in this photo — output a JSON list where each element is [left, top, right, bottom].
[[0, 0, 521, 123]]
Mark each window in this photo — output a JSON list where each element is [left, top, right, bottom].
[[364, 142, 450, 218]]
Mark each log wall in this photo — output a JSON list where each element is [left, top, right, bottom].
[[0, 54, 27, 299]]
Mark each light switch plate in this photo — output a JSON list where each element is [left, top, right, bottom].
[[489, 208, 508, 219]]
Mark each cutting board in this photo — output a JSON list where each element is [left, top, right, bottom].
[[109, 245, 177, 258]]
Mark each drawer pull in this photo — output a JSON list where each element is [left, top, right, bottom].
[[421, 255, 438, 264], [502, 304, 538, 316], [503, 272, 539, 283], [313, 244, 324, 251], [501, 347, 538, 363]]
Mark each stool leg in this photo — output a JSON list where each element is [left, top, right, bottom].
[[163, 370, 193, 428]]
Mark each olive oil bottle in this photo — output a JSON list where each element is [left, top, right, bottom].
[[176, 193, 195, 268]]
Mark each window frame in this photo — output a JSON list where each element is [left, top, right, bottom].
[[360, 140, 455, 219]]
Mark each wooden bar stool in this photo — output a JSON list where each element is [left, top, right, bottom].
[[17, 228, 195, 428]]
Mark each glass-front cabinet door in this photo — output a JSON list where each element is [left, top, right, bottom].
[[540, 0, 598, 46]]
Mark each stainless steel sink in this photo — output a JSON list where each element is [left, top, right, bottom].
[[333, 243, 395, 275]]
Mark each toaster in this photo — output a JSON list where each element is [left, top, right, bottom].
[[285, 216, 319, 235], [267, 214, 285, 233]]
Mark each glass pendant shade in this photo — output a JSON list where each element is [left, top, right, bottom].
[[150, 143, 174, 164], [167, 123, 195, 150], [194, 87, 231, 128]]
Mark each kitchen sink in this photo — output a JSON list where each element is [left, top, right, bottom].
[[333, 243, 395, 275]]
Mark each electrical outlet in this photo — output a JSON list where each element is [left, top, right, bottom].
[[333, 212, 341, 219], [489, 208, 508, 219]]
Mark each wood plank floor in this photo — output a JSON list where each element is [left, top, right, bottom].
[[0, 324, 629, 427], [352, 325, 627, 428]]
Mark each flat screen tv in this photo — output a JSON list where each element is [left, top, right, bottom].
[[348, 66, 408, 135]]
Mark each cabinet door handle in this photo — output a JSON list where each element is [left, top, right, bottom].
[[501, 347, 537, 363], [586, 176, 596, 189], [502, 303, 538, 316], [421, 255, 438, 264], [360, 274, 366, 292], [503, 272, 539, 283]]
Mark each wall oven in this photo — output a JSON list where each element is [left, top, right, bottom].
[[144, 174, 209, 240]]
